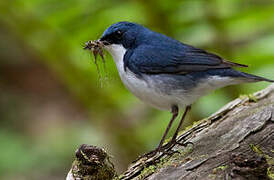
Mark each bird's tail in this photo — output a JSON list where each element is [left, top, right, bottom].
[[237, 71, 274, 83]]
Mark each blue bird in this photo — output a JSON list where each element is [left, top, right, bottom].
[[92, 21, 273, 157]]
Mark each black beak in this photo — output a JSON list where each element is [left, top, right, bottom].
[[99, 38, 111, 45]]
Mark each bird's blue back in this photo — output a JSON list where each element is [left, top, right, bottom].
[[106, 22, 242, 76]]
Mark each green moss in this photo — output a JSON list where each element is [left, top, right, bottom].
[[137, 164, 157, 179], [239, 94, 258, 102], [137, 144, 194, 178], [212, 165, 228, 174], [267, 158, 274, 180], [208, 174, 217, 179], [249, 144, 274, 180], [249, 144, 264, 154], [144, 165, 156, 173], [267, 167, 274, 180], [139, 158, 166, 177], [247, 94, 258, 102], [217, 165, 228, 171], [239, 94, 248, 100]]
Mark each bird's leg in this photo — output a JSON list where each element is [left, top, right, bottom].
[[166, 105, 191, 149], [155, 106, 179, 151], [141, 105, 179, 158]]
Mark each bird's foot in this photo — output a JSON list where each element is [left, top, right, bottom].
[[134, 144, 174, 163], [164, 139, 194, 155], [167, 139, 194, 148], [135, 140, 193, 164]]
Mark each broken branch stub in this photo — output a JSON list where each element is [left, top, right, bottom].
[[66, 144, 116, 180]]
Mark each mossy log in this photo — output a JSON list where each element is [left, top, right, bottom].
[[67, 84, 274, 180]]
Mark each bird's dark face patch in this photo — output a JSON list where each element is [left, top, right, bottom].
[[100, 28, 125, 45], [99, 22, 139, 49]]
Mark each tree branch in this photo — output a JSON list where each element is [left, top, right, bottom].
[[67, 84, 274, 180]]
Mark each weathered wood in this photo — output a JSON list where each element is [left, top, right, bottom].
[[66, 144, 117, 180], [67, 84, 274, 180]]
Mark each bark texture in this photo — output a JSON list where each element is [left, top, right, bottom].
[[67, 84, 274, 180]]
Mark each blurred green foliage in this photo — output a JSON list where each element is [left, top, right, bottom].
[[1, 0, 274, 179]]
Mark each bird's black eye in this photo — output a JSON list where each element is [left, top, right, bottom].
[[115, 30, 123, 39]]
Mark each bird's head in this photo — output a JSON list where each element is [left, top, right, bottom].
[[99, 21, 144, 50]]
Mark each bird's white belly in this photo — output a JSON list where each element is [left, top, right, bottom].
[[119, 68, 178, 110]]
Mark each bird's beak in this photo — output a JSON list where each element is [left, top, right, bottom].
[[99, 34, 112, 46], [98, 38, 111, 46]]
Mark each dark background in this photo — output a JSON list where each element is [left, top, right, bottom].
[[1, 0, 274, 179]]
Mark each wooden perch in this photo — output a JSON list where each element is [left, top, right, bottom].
[[67, 84, 274, 180]]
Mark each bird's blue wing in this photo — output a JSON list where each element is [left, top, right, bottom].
[[124, 44, 247, 76]]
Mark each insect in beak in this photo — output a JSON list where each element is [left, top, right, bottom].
[[83, 40, 106, 62], [83, 40, 110, 84]]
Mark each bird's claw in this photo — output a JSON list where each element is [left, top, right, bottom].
[[135, 140, 193, 164], [171, 140, 194, 147]]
